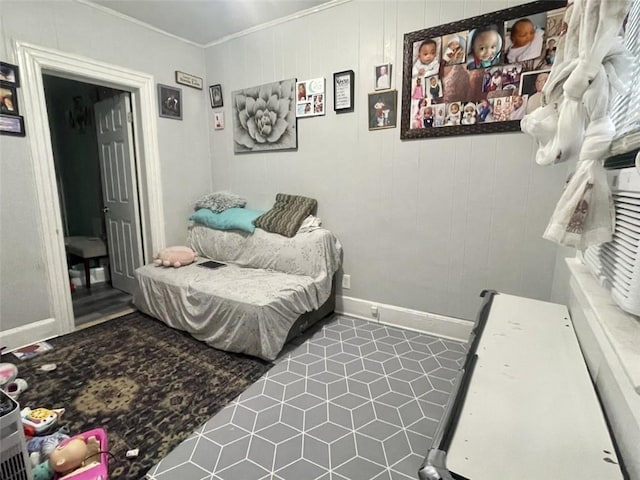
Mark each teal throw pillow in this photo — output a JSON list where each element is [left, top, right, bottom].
[[190, 208, 264, 233]]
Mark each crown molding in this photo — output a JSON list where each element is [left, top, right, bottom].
[[76, 0, 204, 47], [204, 0, 352, 47], [77, 0, 352, 48]]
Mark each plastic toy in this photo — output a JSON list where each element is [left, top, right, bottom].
[[50, 428, 109, 480], [154, 246, 197, 267], [28, 428, 70, 466], [21, 407, 65, 435], [0, 362, 18, 387]]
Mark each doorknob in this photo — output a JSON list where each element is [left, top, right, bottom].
[[103, 206, 110, 213]]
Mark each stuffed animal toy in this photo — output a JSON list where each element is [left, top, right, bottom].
[[32, 459, 54, 480], [153, 246, 197, 268]]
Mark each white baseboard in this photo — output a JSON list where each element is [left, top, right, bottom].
[[336, 295, 473, 342], [1, 318, 59, 352]]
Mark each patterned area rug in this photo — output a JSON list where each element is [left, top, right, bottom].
[[9, 312, 272, 479]]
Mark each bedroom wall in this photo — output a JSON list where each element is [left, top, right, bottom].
[[0, 1, 210, 331], [204, 0, 567, 321]]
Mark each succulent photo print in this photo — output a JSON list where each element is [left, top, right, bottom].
[[232, 78, 297, 153]]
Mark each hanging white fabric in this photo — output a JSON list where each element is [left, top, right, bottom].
[[521, 0, 633, 250]]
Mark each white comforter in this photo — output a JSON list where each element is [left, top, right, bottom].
[[134, 226, 342, 360]]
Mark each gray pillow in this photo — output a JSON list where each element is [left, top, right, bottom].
[[194, 191, 246, 213]]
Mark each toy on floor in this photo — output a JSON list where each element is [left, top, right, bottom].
[[0, 362, 18, 387], [0, 362, 30, 399], [50, 428, 109, 480], [21, 407, 65, 436], [28, 428, 70, 467]]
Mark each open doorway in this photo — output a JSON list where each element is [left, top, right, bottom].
[[42, 75, 137, 327], [15, 42, 165, 345]]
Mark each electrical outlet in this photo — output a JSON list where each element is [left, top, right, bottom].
[[342, 274, 351, 289]]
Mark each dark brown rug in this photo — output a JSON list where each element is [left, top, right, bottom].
[[7, 312, 272, 479]]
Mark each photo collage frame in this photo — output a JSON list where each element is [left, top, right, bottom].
[[296, 78, 325, 118], [401, 0, 566, 139]]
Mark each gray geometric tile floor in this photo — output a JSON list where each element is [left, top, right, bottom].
[[146, 315, 467, 480]]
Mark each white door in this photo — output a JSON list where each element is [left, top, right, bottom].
[[94, 93, 143, 294]]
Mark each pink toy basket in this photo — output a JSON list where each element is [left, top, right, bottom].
[[53, 428, 109, 480]]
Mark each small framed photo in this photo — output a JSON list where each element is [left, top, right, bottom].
[[0, 85, 19, 115], [209, 84, 223, 108], [214, 112, 224, 130], [175, 71, 203, 90], [0, 62, 20, 87], [374, 63, 391, 91], [368, 90, 397, 130], [0, 114, 25, 136], [333, 70, 354, 113], [157, 84, 182, 120]]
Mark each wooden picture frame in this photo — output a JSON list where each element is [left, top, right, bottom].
[[400, 0, 565, 140], [333, 70, 354, 113], [157, 84, 182, 120], [368, 90, 398, 131], [0, 62, 20, 87], [209, 84, 223, 108], [0, 114, 25, 136]]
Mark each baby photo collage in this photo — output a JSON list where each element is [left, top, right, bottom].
[[409, 7, 564, 130], [296, 78, 325, 118]]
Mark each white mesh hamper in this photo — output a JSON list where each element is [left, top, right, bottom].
[[0, 390, 33, 480]]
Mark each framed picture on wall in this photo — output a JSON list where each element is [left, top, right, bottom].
[[175, 71, 203, 90], [157, 84, 182, 120], [375, 64, 392, 90], [0, 85, 19, 115], [333, 70, 354, 113], [368, 90, 397, 130], [0, 114, 25, 136], [231, 78, 297, 153], [209, 84, 223, 108], [400, 0, 566, 139], [0, 62, 20, 87], [296, 78, 325, 118]]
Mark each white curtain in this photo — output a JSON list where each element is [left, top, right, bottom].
[[521, 0, 633, 250]]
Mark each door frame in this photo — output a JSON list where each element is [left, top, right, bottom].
[[16, 41, 166, 335]]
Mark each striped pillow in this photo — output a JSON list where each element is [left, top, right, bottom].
[[254, 194, 317, 237]]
